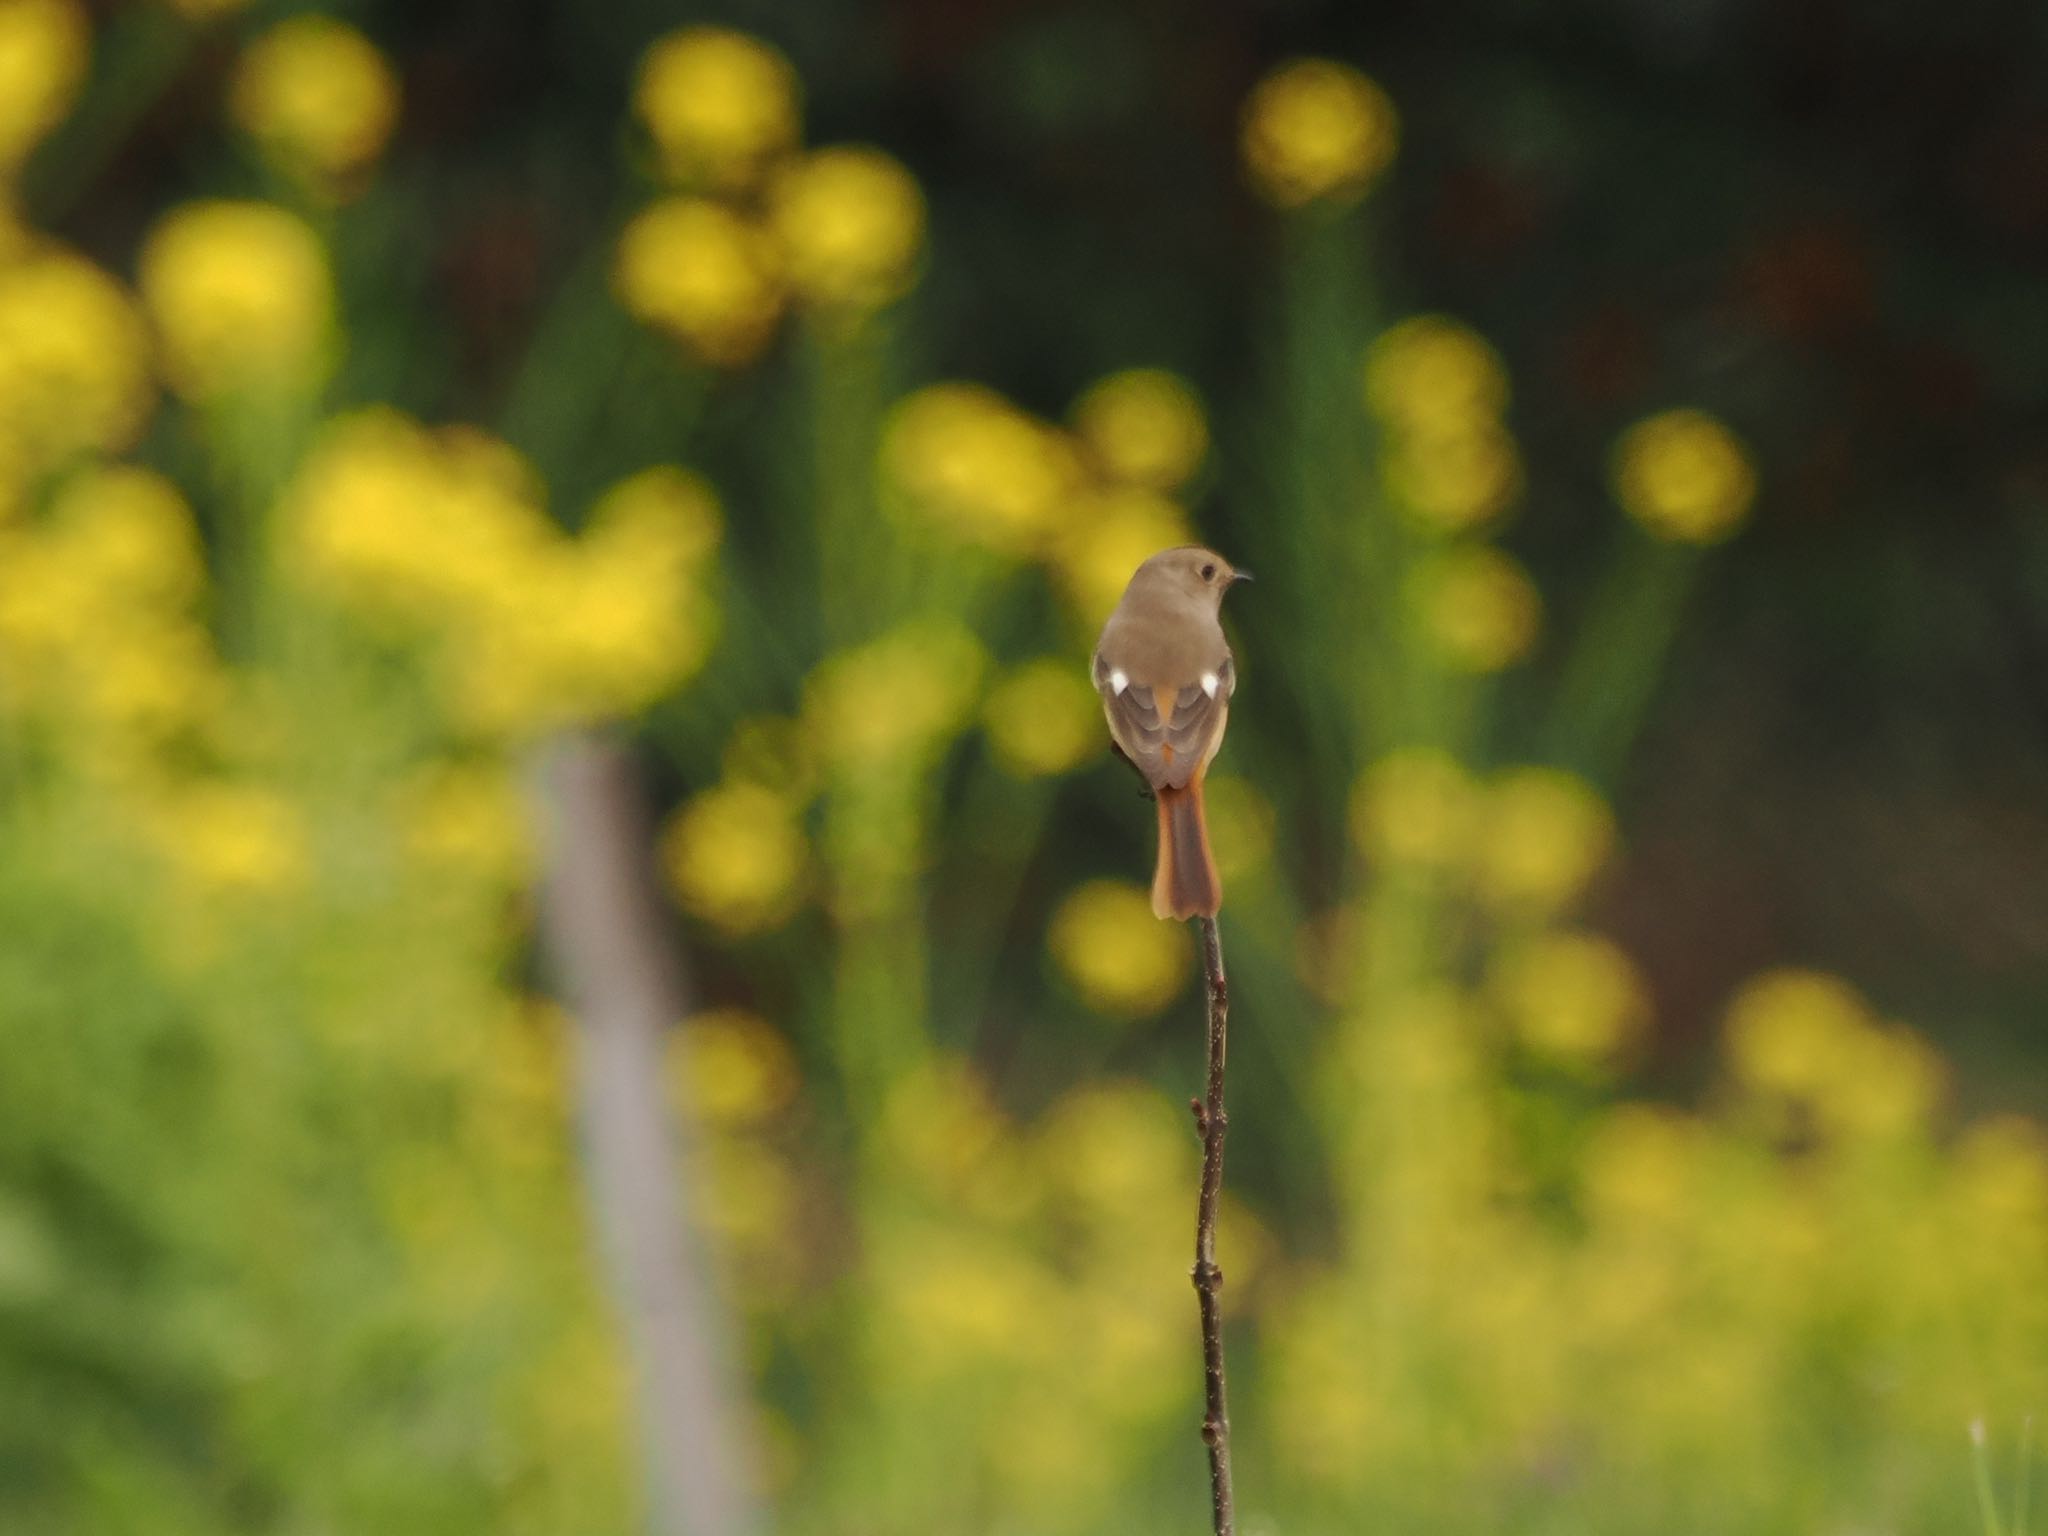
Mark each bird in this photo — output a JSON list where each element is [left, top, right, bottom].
[[1091, 545, 1250, 919]]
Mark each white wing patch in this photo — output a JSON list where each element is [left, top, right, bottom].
[[1110, 668, 1129, 695]]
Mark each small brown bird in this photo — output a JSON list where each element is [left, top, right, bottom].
[[1092, 546, 1250, 920]]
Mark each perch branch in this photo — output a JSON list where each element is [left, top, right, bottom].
[[1191, 913, 1236, 1536]]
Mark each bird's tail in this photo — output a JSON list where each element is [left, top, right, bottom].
[[1152, 774, 1221, 920]]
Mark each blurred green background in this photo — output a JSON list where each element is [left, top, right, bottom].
[[2, 0, 2046, 1532]]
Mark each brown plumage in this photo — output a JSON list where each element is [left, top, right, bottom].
[[1091, 545, 1249, 919]]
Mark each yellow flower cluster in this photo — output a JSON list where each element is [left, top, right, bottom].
[[801, 619, 987, 771], [284, 411, 721, 733], [1724, 968, 1942, 1140], [138, 200, 333, 400], [634, 26, 800, 191], [229, 14, 401, 198], [1241, 58, 1399, 209], [619, 26, 925, 361], [660, 782, 808, 936], [1406, 542, 1541, 672], [981, 657, 1101, 778], [396, 759, 533, 889], [1047, 878, 1190, 1016], [867, 1064, 1254, 1514], [1612, 407, 1756, 544], [1266, 965, 2047, 1506], [880, 368, 1210, 628], [0, 464, 223, 770], [771, 146, 925, 312], [0, 0, 85, 174], [615, 198, 784, 368], [880, 382, 1082, 557], [667, 1008, 807, 1293], [1367, 316, 1522, 536], [1351, 752, 1613, 913], [0, 242, 154, 485], [139, 778, 308, 897], [1070, 368, 1209, 492]]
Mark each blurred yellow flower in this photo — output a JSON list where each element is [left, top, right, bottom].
[[0, 247, 153, 469], [882, 383, 1081, 557], [46, 465, 205, 611], [1051, 487, 1196, 625], [1723, 967, 1941, 1139], [1204, 773, 1275, 883], [148, 782, 308, 896], [1383, 421, 1522, 533], [72, 620, 224, 747], [660, 781, 806, 935], [0, 0, 85, 171], [1580, 1102, 1698, 1226], [1048, 878, 1190, 1014], [614, 197, 784, 369], [670, 1008, 799, 1129], [1472, 766, 1614, 912], [982, 658, 1101, 778], [397, 760, 532, 886], [1070, 368, 1208, 491], [584, 464, 723, 577], [1241, 58, 1399, 209], [138, 201, 333, 399], [884, 1229, 1044, 1372], [1408, 544, 1541, 672], [1363, 315, 1510, 431], [1349, 748, 1477, 870], [1034, 1081, 1189, 1224], [634, 26, 799, 191], [230, 15, 400, 194], [770, 145, 925, 312], [1490, 930, 1648, 1064], [1612, 407, 1756, 544], [802, 620, 986, 769]]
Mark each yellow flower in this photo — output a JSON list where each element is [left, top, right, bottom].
[[982, 658, 1101, 778], [1049, 487, 1196, 625], [1048, 878, 1191, 1014], [1723, 967, 1942, 1139], [1348, 748, 1477, 870], [1383, 421, 1522, 533], [660, 781, 806, 935], [634, 26, 799, 191], [1472, 766, 1613, 912], [397, 760, 532, 886], [46, 465, 205, 611], [584, 464, 723, 577], [148, 781, 308, 896], [0, 0, 85, 171], [1612, 407, 1756, 544], [770, 146, 925, 312], [802, 620, 986, 769], [1033, 1082, 1190, 1224], [614, 197, 784, 368], [229, 15, 399, 194], [1071, 369, 1208, 491], [138, 201, 333, 399], [0, 246, 153, 469], [1241, 58, 1399, 209], [881, 382, 1081, 557], [1363, 315, 1509, 431], [1204, 773, 1275, 883], [1490, 930, 1648, 1064], [669, 1008, 798, 1129], [1408, 543, 1541, 672]]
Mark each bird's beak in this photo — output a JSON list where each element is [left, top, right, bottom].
[[1230, 570, 1254, 585]]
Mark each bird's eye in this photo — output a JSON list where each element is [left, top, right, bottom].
[[1200, 563, 1217, 581]]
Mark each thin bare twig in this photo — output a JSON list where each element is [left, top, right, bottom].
[[1191, 913, 1236, 1536]]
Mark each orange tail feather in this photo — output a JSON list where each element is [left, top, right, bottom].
[[1152, 777, 1221, 920]]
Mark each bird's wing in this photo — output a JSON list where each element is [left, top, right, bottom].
[[1094, 651, 1233, 791]]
